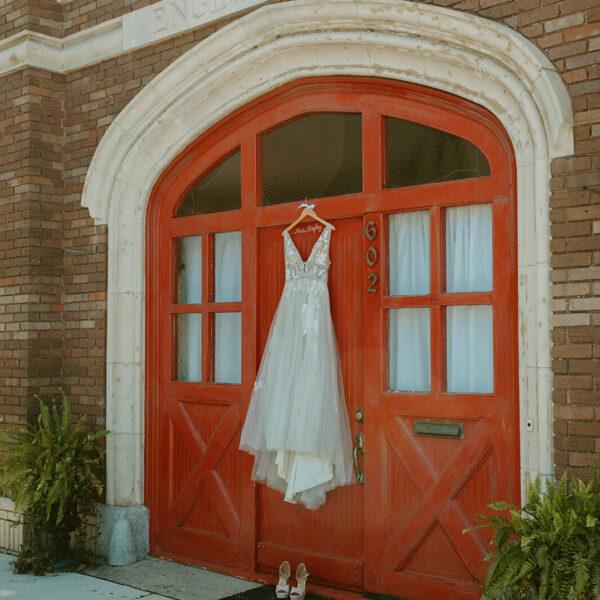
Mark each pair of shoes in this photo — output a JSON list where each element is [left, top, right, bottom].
[[277, 561, 309, 599]]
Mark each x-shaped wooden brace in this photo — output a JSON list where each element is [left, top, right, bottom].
[[382, 417, 492, 582], [167, 400, 242, 539]]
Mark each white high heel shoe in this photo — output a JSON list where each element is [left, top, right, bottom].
[[290, 563, 309, 600], [276, 560, 291, 598]]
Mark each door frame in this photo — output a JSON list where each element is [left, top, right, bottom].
[[145, 77, 517, 591]]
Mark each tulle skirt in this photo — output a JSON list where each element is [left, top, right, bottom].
[[239, 279, 353, 510]]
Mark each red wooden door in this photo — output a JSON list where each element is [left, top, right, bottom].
[[148, 212, 255, 569], [145, 77, 518, 599], [256, 218, 364, 589], [363, 201, 518, 600]]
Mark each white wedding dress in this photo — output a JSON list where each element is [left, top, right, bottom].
[[239, 224, 353, 510]]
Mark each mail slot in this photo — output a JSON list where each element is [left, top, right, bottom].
[[413, 420, 463, 439]]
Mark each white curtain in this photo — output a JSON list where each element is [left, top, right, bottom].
[[389, 211, 430, 295], [388, 211, 431, 391], [214, 232, 242, 384], [215, 313, 242, 384], [445, 205, 493, 392], [178, 313, 201, 382], [177, 236, 202, 381], [447, 305, 493, 393], [215, 231, 242, 302], [388, 308, 430, 392], [446, 204, 492, 292], [178, 235, 202, 304]]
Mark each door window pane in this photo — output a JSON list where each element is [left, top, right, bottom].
[[177, 313, 201, 382], [215, 232, 242, 302], [388, 308, 430, 392], [447, 305, 493, 393], [214, 313, 241, 384], [446, 204, 492, 292], [389, 211, 430, 296], [385, 117, 490, 189], [176, 149, 241, 217], [177, 236, 202, 304], [261, 112, 362, 205]]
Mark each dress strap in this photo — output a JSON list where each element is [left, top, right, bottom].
[[311, 224, 332, 264]]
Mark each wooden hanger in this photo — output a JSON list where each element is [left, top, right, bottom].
[[282, 202, 335, 236]]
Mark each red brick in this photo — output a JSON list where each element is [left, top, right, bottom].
[[554, 375, 594, 389], [552, 343, 592, 357], [568, 421, 600, 436], [554, 405, 595, 419], [563, 21, 600, 40]]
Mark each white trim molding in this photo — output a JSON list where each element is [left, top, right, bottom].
[[0, 0, 269, 76], [80, 0, 574, 507], [0, 23, 121, 75]]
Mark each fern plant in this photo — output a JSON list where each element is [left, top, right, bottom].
[[474, 469, 600, 600], [0, 391, 106, 574]]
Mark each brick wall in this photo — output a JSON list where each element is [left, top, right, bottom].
[[0, 68, 64, 430], [0, 1, 62, 38], [0, 0, 160, 39], [22, 67, 64, 416], [0, 0, 599, 475], [0, 70, 30, 429]]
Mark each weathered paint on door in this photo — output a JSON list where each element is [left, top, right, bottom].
[[146, 77, 518, 599]]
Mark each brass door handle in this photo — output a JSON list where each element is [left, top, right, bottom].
[[353, 431, 364, 484]]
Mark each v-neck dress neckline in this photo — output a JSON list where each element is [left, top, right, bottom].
[[284, 223, 332, 264]]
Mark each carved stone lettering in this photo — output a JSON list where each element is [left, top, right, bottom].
[[123, 0, 269, 51], [170, 0, 188, 27], [152, 6, 168, 32]]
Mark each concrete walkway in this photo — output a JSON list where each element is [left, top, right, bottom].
[[0, 552, 170, 599], [85, 556, 263, 600], [0, 553, 265, 600]]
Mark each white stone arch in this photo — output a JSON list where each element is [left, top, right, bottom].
[[81, 0, 573, 549]]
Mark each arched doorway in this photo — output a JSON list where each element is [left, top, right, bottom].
[[145, 77, 518, 599]]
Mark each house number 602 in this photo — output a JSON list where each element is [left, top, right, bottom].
[[365, 220, 378, 293]]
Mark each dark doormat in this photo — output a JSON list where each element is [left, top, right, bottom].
[[220, 585, 326, 600], [220, 586, 406, 600]]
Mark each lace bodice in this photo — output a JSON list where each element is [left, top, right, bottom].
[[284, 224, 332, 283]]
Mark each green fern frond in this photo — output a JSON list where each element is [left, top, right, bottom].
[[470, 465, 600, 600], [0, 392, 106, 574]]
